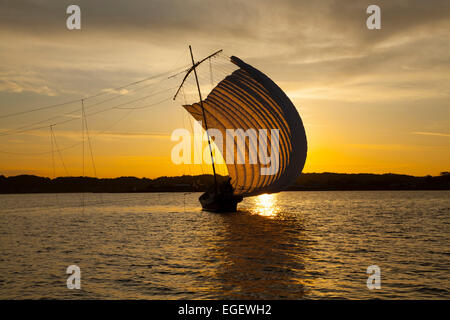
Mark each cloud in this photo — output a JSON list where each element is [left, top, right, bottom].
[[1, 1, 449, 44], [411, 131, 450, 138], [1, 1, 449, 107], [0, 69, 58, 96], [0, 80, 56, 96]]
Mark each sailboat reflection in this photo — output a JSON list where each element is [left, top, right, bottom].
[[201, 205, 312, 299]]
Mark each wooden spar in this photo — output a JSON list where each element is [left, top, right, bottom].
[[188, 45, 218, 192], [173, 49, 222, 101]]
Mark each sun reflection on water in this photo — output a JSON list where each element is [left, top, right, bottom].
[[251, 193, 279, 217]]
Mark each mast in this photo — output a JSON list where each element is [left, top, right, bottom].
[[189, 45, 218, 192]]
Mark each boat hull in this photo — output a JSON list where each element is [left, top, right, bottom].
[[199, 191, 243, 213]]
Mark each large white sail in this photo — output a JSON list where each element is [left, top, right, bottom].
[[183, 56, 307, 197]]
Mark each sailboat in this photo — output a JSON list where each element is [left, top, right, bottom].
[[175, 46, 307, 213]]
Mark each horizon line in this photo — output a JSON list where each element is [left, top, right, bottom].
[[1, 171, 448, 180]]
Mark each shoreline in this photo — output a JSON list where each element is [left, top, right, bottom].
[[1, 189, 449, 195], [1, 172, 449, 194]]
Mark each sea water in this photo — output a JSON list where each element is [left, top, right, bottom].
[[0, 191, 448, 299]]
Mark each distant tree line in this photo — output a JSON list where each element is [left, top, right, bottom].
[[0, 172, 448, 194], [288, 172, 450, 191]]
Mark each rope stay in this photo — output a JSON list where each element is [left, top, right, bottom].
[[0, 85, 178, 137], [209, 57, 214, 88], [82, 99, 97, 178], [50, 125, 69, 176], [50, 125, 55, 179], [0, 50, 237, 186], [0, 105, 140, 155], [0, 55, 234, 156], [0, 64, 190, 120], [81, 99, 85, 178]]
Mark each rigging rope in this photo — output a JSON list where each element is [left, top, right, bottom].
[[82, 100, 97, 177], [0, 58, 231, 155], [209, 58, 214, 89], [81, 100, 85, 213], [50, 126, 69, 176], [0, 86, 177, 137], [50, 125, 55, 179], [81, 100, 85, 178], [0, 65, 190, 120], [0, 107, 138, 155], [183, 86, 204, 177], [1, 51, 237, 184]]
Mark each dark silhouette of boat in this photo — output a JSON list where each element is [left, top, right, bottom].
[[174, 46, 307, 213], [199, 178, 243, 213]]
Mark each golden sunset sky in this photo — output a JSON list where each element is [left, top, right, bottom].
[[0, 0, 449, 178]]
